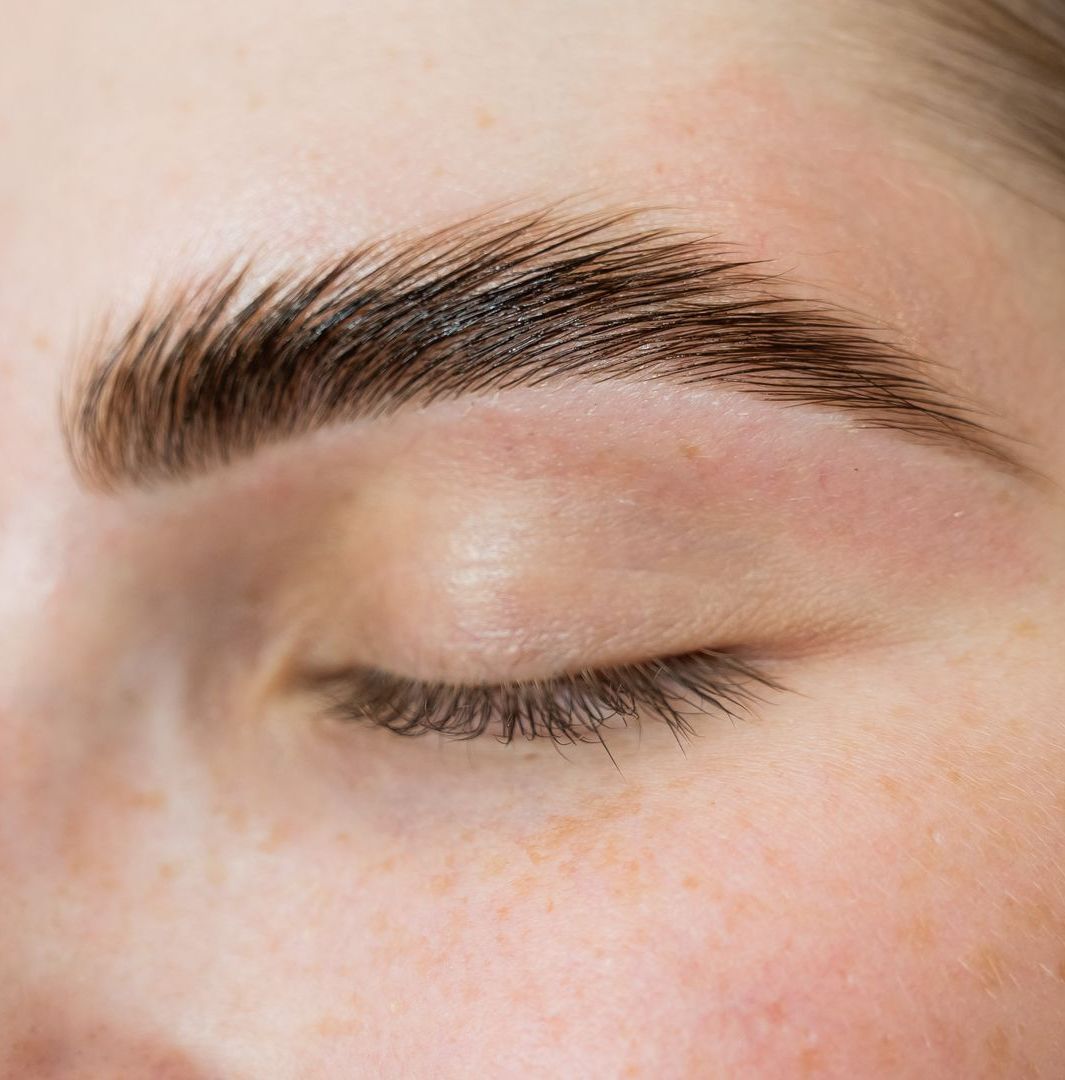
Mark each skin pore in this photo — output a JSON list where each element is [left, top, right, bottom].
[[2, 0, 1065, 1077]]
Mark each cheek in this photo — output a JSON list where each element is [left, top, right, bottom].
[[403, 795, 1062, 1078], [353, 664, 1065, 1078]]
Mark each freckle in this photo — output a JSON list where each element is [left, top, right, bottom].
[[430, 872, 456, 896], [1012, 619, 1039, 638], [422, 54, 436, 70], [874, 1034, 900, 1069], [599, 836, 623, 870], [246, 91, 265, 111], [32, 333, 50, 351], [902, 915, 937, 947], [156, 861, 178, 881], [760, 846, 783, 867], [984, 1026, 1011, 1066], [967, 945, 1008, 992], [334, 830, 351, 845], [258, 822, 293, 852], [682, 875, 700, 890], [545, 898, 555, 913], [525, 787, 643, 864], [1017, 896, 1065, 933], [481, 852, 509, 876], [475, 108, 497, 129], [545, 1013, 569, 1041], [798, 1045, 823, 1076], [876, 774, 905, 800], [724, 893, 765, 930], [678, 441, 699, 461], [496, 903, 511, 919], [221, 804, 249, 833], [944, 649, 973, 668], [763, 999, 786, 1024], [127, 788, 166, 811], [314, 1013, 363, 1038], [507, 873, 533, 899]]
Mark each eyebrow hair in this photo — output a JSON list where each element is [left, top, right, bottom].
[[63, 208, 1018, 490]]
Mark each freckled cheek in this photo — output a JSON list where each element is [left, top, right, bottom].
[[402, 775, 1065, 1073], [400, 842, 886, 1073]]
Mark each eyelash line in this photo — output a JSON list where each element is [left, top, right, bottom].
[[311, 649, 784, 747]]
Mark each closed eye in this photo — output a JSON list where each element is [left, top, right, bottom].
[[305, 648, 785, 748]]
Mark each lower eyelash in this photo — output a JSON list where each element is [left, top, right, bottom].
[[311, 649, 783, 747]]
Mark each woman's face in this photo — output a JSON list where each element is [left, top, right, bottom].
[[3, 1, 1065, 1076]]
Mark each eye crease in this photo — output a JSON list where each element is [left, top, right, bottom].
[[303, 648, 784, 748]]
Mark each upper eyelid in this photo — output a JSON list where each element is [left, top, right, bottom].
[[62, 207, 1021, 493]]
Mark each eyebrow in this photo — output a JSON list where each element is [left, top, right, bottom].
[[63, 207, 1019, 490]]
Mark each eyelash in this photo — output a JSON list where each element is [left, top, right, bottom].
[[313, 649, 782, 747]]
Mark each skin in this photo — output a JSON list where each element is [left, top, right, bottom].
[[2, 0, 1065, 1076]]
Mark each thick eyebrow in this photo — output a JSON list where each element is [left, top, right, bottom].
[[63, 207, 1019, 490]]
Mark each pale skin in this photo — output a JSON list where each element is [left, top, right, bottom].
[[2, 1, 1065, 1077]]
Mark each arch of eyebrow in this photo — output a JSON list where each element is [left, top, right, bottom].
[[64, 207, 1019, 491]]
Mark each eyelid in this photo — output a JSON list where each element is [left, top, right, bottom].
[[306, 649, 784, 748]]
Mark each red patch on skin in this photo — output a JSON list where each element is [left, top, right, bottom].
[[2, 1003, 214, 1080]]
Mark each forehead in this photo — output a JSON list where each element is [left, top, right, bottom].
[[0, 0, 1062, 475], [0, 2, 1001, 321], [0, 3, 833, 236]]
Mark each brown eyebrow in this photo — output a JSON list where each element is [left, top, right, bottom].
[[63, 207, 1022, 491]]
